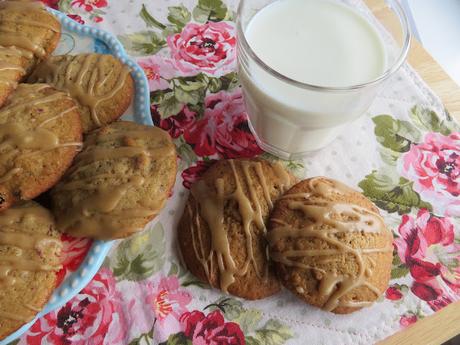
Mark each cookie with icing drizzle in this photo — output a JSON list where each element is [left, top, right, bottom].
[[0, 201, 62, 340], [267, 177, 393, 314], [0, 83, 82, 211], [0, 0, 61, 107], [28, 53, 134, 133], [50, 121, 177, 239], [178, 158, 296, 300]]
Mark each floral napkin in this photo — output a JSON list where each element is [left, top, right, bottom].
[[17, 0, 460, 344]]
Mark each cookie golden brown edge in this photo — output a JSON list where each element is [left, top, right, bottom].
[[0, 83, 82, 212], [178, 158, 297, 300], [0, 201, 62, 341], [267, 177, 393, 314], [29, 53, 134, 133], [0, 0, 61, 107], [51, 121, 177, 240]]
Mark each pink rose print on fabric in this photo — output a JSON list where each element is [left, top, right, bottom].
[[168, 22, 237, 77], [180, 310, 245, 345], [184, 89, 263, 158], [23, 268, 127, 345], [71, 0, 107, 12], [399, 132, 460, 217], [152, 105, 197, 139], [395, 209, 460, 311], [67, 14, 85, 24], [40, 0, 59, 9], [145, 276, 192, 343], [399, 313, 417, 328], [385, 285, 403, 301], [137, 56, 176, 91], [181, 160, 216, 189], [56, 235, 92, 286]]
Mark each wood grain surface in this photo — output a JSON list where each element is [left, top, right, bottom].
[[365, 1, 460, 344]]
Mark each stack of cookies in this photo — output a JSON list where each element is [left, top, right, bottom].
[[178, 159, 394, 314], [0, 1, 177, 339]]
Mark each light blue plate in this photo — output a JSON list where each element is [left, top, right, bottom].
[[1, 9, 152, 345]]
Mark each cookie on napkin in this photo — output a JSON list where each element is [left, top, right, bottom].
[[267, 177, 393, 314], [178, 158, 296, 300]]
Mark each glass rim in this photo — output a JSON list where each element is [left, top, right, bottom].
[[236, 0, 412, 92]]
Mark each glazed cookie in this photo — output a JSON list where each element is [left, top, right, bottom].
[[28, 54, 134, 133], [0, 1, 61, 107], [0, 201, 62, 341], [268, 177, 393, 314], [178, 159, 296, 300], [51, 121, 177, 240], [0, 84, 82, 211]]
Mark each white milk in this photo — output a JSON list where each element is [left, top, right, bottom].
[[239, 0, 388, 156]]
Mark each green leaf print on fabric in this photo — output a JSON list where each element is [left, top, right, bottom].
[[205, 297, 293, 344], [373, 115, 421, 153], [192, 0, 229, 23], [218, 72, 240, 91], [158, 93, 184, 118], [234, 309, 263, 334], [111, 222, 166, 281], [391, 252, 410, 279], [140, 4, 167, 29], [118, 31, 166, 55], [159, 333, 192, 345], [175, 137, 199, 167], [206, 297, 244, 319], [245, 319, 295, 345], [151, 72, 242, 120], [173, 78, 206, 105], [58, 0, 72, 12], [167, 5, 192, 31], [379, 147, 402, 166], [359, 170, 432, 215], [260, 152, 306, 177], [410, 105, 460, 135]]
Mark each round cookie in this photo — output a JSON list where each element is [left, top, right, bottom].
[[0, 1, 61, 107], [178, 158, 296, 300], [0, 83, 82, 212], [0, 201, 62, 341], [28, 54, 134, 133], [51, 121, 177, 239], [267, 177, 393, 314]]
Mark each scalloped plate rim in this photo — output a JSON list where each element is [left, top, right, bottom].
[[1, 8, 153, 345]]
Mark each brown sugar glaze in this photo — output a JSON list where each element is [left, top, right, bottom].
[[53, 127, 175, 239], [189, 159, 294, 293], [0, 204, 61, 322], [0, 84, 82, 184], [268, 177, 393, 312]]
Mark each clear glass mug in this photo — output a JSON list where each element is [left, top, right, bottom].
[[237, 0, 411, 159]]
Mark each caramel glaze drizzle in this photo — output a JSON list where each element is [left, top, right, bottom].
[[0, 61, 24, 73], [29, 54, 131, 126], [0, 205, 62, 322], [267, 177, 393, 312], [189, 160, 293, 293], [0, 1, 56, 59], [53, 128, 175, 239], [0, 85, 82, 184]]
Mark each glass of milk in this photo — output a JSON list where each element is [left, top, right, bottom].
[[237, 0, 411, 159]]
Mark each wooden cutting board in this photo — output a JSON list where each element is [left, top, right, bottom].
[[365, 1, 460, 344]]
